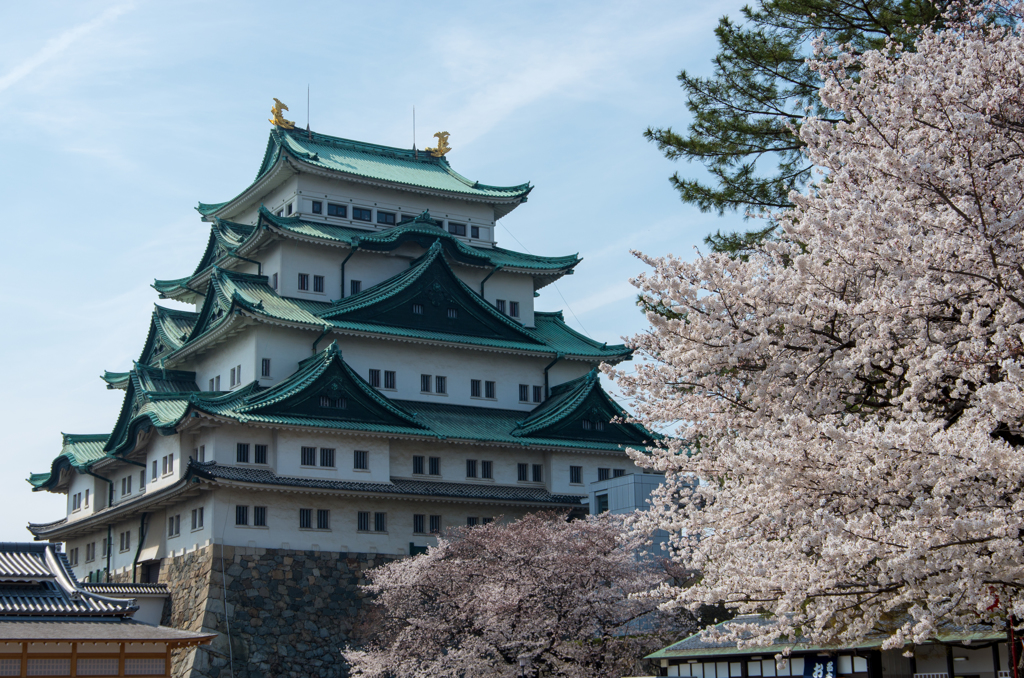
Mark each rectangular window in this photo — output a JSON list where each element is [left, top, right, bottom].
[[420, 374, 432, 392], [229, 367, 236, 387], [235, 505, 248, 526], [429, 515, 441, 534], [471, 379, 481, 397], [519, 384, 530, 402], [272, 272, 278, 289], [84, 489, 89, 508], [518, 463, 529, 482], [311, 200, 322, 214], [168, 514, 180, 537], [215, 375, 220, 390], [72, 493, 80, 511], [481, 460, 493, 479], [510, 301, 520, 318], [596, 494, 609, 513], [168, 454, 174, 474], [328, 203, 347, 218], [317, 509, 330, 530], [300, 508, 312, 529], [570, 466, 582, 484], [368, 369, 381, 387], [412, 303, 424, 315], [253, 506, 267, 527], [122, 475, 132, 496], [532, 464, 543, 482], [301, 446, 317, 466], [435, 375, 447, 394], [613, 469, 626, 478], [86, 542, 94, 562], [384, 370, 396, 389], [254, 444, 268, 465], [496, 299, 506, 314], [413, 455, 424, 475], [151, 460, 158, 481], [471, 225, 480, 238], [485, 381, 496, 399], [413, 514, 425, 534], [533, 386, 542, 403], [353, 207, 372, 222], [357, 511, 370, 532], [374, 512, 387, 532], [191, 507, 204, 530], [262, 358, 271, 377], [140, 469, 146, 489], [198, 445, 205, 462], [377, 210, 396, 225], [353, 449, 368, 470], [298, 273, 310, 291], [350, 279, 362, 295], [447, 307, 457, 319], [102, 538, 108, 557], [467, 517, 479, 527], [448, 222, 466, 236], [313, 275, 325, 293], [466, 459, 477, 478], [286, 202, 293, 215], [429, 456, 440, 476], [317, 447, 336, 468], [319, 394, 347, 409], [598, 468, 610, 481], [482, 517, 493, 525], [120, 531, 131, 552], [209, 378, 214, 391], [236, 443, 250, 464]]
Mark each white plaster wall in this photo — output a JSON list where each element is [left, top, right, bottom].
[[274, 431, 390, 481], [228, 176, 300, 225], [188, 326, 258, 393], [65, 473, 102, 522], [455, 268, 537, 327], [548, 450, 640, 495], [144, 434, 185, 492]]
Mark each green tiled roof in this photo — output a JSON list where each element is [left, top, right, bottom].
[[29, 434, 111, 491], [101, 371, 131, 390], [138, 305, 199, 366], [198, 127, 532, 221]]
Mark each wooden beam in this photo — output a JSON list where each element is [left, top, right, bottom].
[[20, 643, 26, 678], [118, 643, 125, 677], [71, 642, 77, 677]]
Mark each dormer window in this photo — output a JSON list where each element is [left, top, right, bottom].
[[582, 420, 605, 432], [447, 308, 458, 319], [319, 395, 347, 409], [412, 304, 423, 315]]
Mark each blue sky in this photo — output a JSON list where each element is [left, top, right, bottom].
[[0, 0, 748, 538]]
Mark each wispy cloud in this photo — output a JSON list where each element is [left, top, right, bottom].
[[0, 2, 134, 95]]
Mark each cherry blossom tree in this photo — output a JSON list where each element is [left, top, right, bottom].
[[342, 512, 690, 678], [608, 0, 1024, 650]]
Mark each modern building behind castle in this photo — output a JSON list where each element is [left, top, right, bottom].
[[22, 107, 652, 676]]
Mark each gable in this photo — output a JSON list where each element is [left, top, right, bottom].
[[530, 388, 650, 445]]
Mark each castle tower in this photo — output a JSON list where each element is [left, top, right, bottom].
[[26, 117, 651, 677]]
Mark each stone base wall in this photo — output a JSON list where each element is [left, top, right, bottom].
[[114, 546, 394, 678]]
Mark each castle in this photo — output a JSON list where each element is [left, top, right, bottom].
[[26, 111, 650, 676]]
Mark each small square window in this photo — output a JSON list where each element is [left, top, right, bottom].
[[510, 301, 520, 318], [481, 460, 493, 479], [298, 273, 310, 291], [353, 207, 372, 222], [369, 369, 381, 387], [435, 375, 447, 394], [357, 511, 370, 532], [313, 275, 325, 293], [447, 307, 458, 319], [374, 512, 387, 532], [467, 517, 479, 527], [277, 210, 283, 217], [466, 459, 477, 478], [570, 466, 582, 484], [377, 210, 396, 225], [532, 464, 543, 482], [482, 517, 493, 525], [485, 381, 496, 399], [420, 374, 432, 393], [254, 444, 268, 465], [321, 448, 336, 468], [598, 468, 610, 481], [235, 505, 248, 526], [412, 303, 424, 315], [384, 370, 396, 389], [519, 384, 529, 402], [413, 455, 424, 475], [253, 506, 267, 527], [353, 449, 368, 470], [311, 200, 322, 214], [496, 299, 506, 314], [613, 469, 626, 477], [471, 225, 480, 238], [236, 443, 249, 464], [429, 515, 441, 534], [301, 446, 316, 466], [471, 379, 481, 398], [262, 358, 271, 378], [317, 509, 330, 530], [518, 463, 529, 482], [414, 514, 425, 534], [350, 280, 362, 295], [448, 222, 466, 236], [429, 456, 440, 476], [300, 508, 312, 529], [532, 386, 542, 403], [327, 203, 346, 218]]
